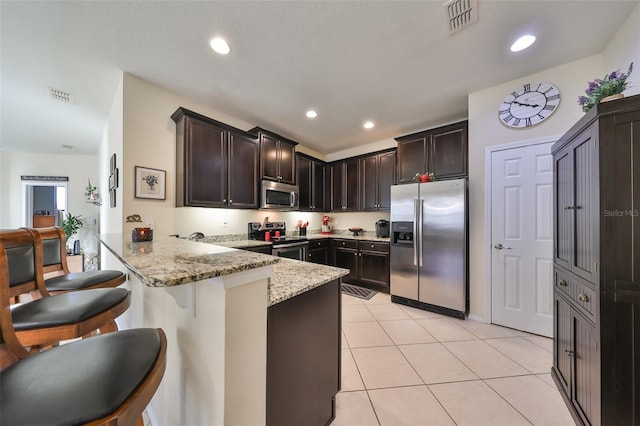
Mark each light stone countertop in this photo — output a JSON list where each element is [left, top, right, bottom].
[[98, 234, 279, 287], [209, 239, 272, 249], [99, 233, 349, 306], [306, 233, 391, 243], [268, 259, 349, 306]]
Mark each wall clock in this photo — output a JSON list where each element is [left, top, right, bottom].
[[499, 82, 560, 128]]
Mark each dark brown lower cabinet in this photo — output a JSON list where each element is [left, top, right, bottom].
[[332, 240, 358, 283], [266, 279, 341, 426], [307, 239, 331, 265], [358, 242, 390, 291], [553, 293, 600, 425], [332, 239, 390, 293]]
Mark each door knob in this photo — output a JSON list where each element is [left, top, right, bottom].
[[494, 243, 512, 250]]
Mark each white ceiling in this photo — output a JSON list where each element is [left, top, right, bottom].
[[1, 1, 637, 156]]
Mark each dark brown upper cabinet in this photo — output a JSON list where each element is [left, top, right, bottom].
[[172, 107, 258, 209], [396, 120, 468, 183], [360, 150, 396, 211], [296, 153, 328, 212], [250, 127, 297, 185], [330, 158, 359, 212]]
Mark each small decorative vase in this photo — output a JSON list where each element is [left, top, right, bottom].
[[600, 93, 624, 103]]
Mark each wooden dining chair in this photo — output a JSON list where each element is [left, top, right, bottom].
[[1, 327, 167, 426], [0, 229, 130, 367], [26, 226, 126, 294]]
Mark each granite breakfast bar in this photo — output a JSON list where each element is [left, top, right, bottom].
[[98, 234, 348, 426]]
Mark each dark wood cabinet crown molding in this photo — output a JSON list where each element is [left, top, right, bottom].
[[171, 107, 257, 140]]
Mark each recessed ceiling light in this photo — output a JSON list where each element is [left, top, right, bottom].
[[510, 35, 536, 52], [363, 121, 375, 129], [210, 37, 231, 55], [306, 110, 318, 119]]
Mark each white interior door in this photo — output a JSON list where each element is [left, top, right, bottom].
[[490, 142, 553, 337]]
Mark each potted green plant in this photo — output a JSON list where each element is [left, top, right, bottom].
[[577, 62, 634, 112], [61, 212, 83, 253]]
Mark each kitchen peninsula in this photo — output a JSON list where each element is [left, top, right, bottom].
[[99, 234, 348, 426]]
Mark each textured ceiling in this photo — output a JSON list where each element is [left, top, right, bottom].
[[1, 1, 637, 156]]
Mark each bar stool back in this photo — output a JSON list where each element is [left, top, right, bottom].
[[0, 229, 130, 366], [27, 227, 126, 293]]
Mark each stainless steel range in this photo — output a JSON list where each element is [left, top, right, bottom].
[[248, 221, 309, 261]]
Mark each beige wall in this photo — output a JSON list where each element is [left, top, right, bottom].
[[467, 1, 640, 320], [99, 74, 124, 234], [0, 151, 100, 228]]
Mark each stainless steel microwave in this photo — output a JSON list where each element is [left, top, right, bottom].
[[260, 180, 299, 210]]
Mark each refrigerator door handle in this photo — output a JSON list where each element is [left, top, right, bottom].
[[418, 200, 424, 267], [413, 199, 419, 266]]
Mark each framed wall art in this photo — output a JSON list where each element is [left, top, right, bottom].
[[135, 166, 166, 200]]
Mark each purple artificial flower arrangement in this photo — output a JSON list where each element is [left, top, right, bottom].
[[577, 62, 633, 112]]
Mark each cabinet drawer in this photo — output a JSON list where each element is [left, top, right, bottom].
[[332, 239, 357, 249], [309, 239, 330, 249], [554, 268, 597, 323], [359, 241, 389, 253]]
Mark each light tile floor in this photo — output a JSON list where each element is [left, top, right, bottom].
[[334, 292, 575, 426]]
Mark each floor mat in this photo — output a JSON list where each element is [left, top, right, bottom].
[[341, 283, 377, 300]]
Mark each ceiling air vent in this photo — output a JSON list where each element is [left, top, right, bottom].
[[444, 0, 478, 33], [48, 87, 74, 103]]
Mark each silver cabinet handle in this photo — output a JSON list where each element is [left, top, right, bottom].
[[494, 243, 512, 250], [559, 280, 568, 287], [564, 349, 575, 357], [578, 293, 589, 302], [223, 199, 227, 203]]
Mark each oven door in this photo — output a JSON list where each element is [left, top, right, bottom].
[[272, 242, 308, 261]]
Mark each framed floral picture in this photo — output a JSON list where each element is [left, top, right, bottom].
[[135, 166, 166, 200]]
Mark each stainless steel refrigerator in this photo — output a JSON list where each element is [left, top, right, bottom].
[[390, 179, 468, 319]]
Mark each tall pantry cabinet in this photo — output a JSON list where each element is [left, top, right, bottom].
[[551, 94, 640, 426]]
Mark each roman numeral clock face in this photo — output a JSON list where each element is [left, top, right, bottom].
[[499, 83, 560, 128]]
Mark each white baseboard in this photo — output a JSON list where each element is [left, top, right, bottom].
[[146, 405, 159, 426], [468, 313, 488, 323]]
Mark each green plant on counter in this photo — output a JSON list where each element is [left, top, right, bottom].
[[62, 212, 84, 241]]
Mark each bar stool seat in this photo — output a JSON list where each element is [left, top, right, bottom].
[[45, 270, 125, 292], [11, 288, 129, 331], [1, 328, 166, 425]]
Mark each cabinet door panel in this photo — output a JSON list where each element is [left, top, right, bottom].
[[312, 161, 326, 211], [554, 148, 573, 271], [572, 131, 598, 283], [359, 250, 390, 289], [344, 159, 360, 211], [397, 137, 426, 183], [430, 126, 468, 178], [297, 155, 312, 210], [186, 118, 227, 206], [360, 155, 378, 211], [330, 163, 343, 211], [279, 141, 296, 185], [333, 247, 358, 283], [228, 132, 258, 208], [377, 151, 396, 210], [308, 247, 330, 265], [260, 134, 280, 181], [573, 310, 599, 426], [554, 293, 572, 395]]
